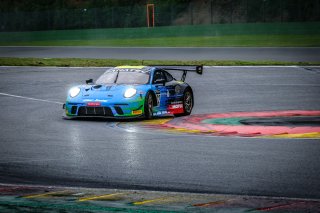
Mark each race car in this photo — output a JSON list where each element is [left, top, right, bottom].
[[63, 65, 203, 119]]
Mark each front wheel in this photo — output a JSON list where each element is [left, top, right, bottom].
[[144, 92, 154, 119]]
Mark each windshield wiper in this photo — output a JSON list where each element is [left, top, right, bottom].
[[114, 70, 120, 83]]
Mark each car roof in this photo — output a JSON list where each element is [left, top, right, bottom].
[[116, 65, 147, 69], [114, 65, 155, 73]]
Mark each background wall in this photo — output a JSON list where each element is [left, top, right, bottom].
[[0, 0, 319, 32]]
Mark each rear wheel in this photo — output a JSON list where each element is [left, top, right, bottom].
[[180, 89, 193, 116], [144, 92, 154, 119], [183, 90, 193, 115]]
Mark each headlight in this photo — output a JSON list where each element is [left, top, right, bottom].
[[69, 87, 81, 98], [124, 88, 136, 98]]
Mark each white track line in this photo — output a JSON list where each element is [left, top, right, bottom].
[[205, 65, 299, 68], [0, 66, 319, 69], [0, 66, 110, 69], [3, 46, 320, 49], [0, 92, 63, 105]]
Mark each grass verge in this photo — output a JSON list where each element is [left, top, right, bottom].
[[0, 57, 319, 67], [1, 35, 319, 47], [0, 22, 319, 47]]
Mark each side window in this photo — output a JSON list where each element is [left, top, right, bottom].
[[153, 70, 165, 84], [164, 71, 174, 82]]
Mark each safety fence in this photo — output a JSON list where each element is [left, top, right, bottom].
[[0, 0, 319, 32]]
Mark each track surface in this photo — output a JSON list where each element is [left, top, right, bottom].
[[1, 47, 320, 62], [0, 66, 320, 199]]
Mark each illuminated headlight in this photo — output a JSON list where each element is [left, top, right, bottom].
[[69, 87, 81, 98], [124, 88, 136, 98]]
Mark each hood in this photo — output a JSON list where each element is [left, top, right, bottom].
[[80, 84, 137, 100]]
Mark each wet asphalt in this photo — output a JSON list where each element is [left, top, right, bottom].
[[0, 66, 319, 199]]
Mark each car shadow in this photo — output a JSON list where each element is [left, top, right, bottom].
[[63, 116, 173, 123]]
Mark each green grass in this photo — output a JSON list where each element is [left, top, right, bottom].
[[1, 35, 318, 47], [0, 22, 319, 47], [0, 57, 319, 67]]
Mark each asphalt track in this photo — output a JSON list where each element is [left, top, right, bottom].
[[0, 66, 320, 200], [1, 46, 320, 62]]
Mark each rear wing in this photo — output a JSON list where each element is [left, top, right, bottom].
[[152, 65, 203, 82]]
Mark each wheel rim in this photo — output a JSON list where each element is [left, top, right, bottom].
[[184, 91, 193, 113], [148, 95, 153, 116]]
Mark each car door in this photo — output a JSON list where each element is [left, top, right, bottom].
[[152, 69, 168, 110]]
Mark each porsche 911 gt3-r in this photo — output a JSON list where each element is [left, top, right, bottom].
[[63, 65, 203, 119]]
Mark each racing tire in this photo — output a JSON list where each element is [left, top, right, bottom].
[[176, 89, 193, 116], [144, 92, 154, 119]]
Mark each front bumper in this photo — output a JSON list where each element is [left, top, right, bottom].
[[64, 100, 144, 118]]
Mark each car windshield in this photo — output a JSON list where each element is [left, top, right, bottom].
[[96, 68, 150, 85]]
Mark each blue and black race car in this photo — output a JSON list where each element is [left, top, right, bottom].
[[63, 65, 203, 119]]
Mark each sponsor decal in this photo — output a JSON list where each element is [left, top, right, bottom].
[[170, 101, 183, 105], [87, 102, 101, 106], [168, 104, 184, 114], [153, 111, 169, 116], [132, 110, 143, 115]]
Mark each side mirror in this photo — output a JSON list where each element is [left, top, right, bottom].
[[154, 78, 166, 85], [86, 79, 93, 84]]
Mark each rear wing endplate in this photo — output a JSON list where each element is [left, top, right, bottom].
[[152, 65, 203, 82]]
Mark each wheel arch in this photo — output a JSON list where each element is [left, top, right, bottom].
[[147, 90, 158, 107]]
